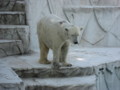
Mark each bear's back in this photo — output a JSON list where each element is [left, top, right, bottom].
[[41, 15, 65, 24]]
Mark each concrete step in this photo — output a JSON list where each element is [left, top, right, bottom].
[[10, 50, 94, 78], [0, 25, 28, 28], [64, 5, 120, 10], [0, 0, 25, 11], [0, 64, 24, 90], [0, 25, 30, 53], [0, 39, 21, 43], [14, 66, 94, 78], [0, 49, 93, 78], [0, 40, 23, 57], [0, 11, 26, 25], [23, 75, 96, 90], [12, 1, 25, 11]]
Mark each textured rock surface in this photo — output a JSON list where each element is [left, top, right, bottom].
[[0, 0, 25, 11], [0, 40, 23, 57], [0, 25, 30, 56], [95, 61, 120, 90], [14, 66, 94, 78], [63, 5, 120, 47], [0, 12, 26, 25], [0, 64, 24, 90], [24, 75, 96, 90], [0, 0, 30, 57]]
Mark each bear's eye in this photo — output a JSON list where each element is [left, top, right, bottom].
[[80, 28, 83, 31], [65, 28, 69, 32]]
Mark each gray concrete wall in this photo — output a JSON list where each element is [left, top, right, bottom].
[[25, 0, 120, 52]]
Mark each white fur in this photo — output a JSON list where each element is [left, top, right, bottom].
[[37, 15, 82, 69]]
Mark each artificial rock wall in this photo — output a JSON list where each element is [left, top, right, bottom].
[[0, 0, 30, 57], [95, 61, 120, 90], [26, 0, 120, 51]]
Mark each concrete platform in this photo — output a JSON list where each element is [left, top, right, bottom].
[[1, 47, 120, 78], [0, 47, 120, 90]]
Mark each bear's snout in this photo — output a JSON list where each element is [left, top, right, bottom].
[[74, 41, 78, 44]]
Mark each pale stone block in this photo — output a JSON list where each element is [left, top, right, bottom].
[[0, 0, 25, 11], [0, 25, 30, 55], [0, 64, 24, 90], [0, 12, 26, 25], [0, 40, 23, 57]]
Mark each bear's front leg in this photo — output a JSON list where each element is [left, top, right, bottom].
[[39, 42, 51, 64], [60, 42, 72, 67], [52, 48, 61, 69]]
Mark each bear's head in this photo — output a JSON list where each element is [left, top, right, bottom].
[[58, 21, 83, 44], [64, 25, 83, 44]]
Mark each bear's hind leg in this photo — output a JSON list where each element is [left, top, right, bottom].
[[60, 42, 72, 67], [39, 42, 51, 64]]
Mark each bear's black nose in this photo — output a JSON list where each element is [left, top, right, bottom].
[[74, 42, 78, 44]]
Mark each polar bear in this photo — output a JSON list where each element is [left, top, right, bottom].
[[37, 15, 83, 69]]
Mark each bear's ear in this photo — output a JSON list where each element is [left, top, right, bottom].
[[59, 21, 66, 25]]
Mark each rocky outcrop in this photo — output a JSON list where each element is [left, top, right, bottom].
[[0, 0, 30, 57]]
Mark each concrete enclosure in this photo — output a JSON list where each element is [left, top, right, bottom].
[[0, 0, 120, 90]]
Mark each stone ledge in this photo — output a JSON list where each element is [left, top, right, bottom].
[[1, 48, 120, 90], [0, 40, 21, 43], [64, 5, 120, 10], [0, 25, 29, 28], [0, 0, 25, 11], [23, 75, 96, 90], [0, 40, 23, 57], [12, 1, 25, 11], [14, 66, 94, 78], [0, 25, 30, 53], [0, 12, 26, 25], [0, 11, 25, 14], [2, 48, 119, 78]]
